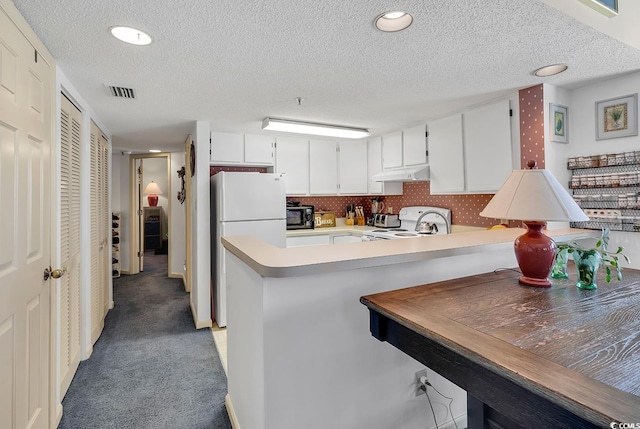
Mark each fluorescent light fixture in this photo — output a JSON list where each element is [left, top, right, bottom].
[[534, 64, 568, 77], [375, 11, 413, 32], [148, 149, 161, 153], [110, 26, 152, 45], [262, 118, 370, 139]]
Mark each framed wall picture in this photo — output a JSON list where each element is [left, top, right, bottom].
[[550, 103, 568, 143], [575, 0, 618, 17], [595, 93, 638, 140]]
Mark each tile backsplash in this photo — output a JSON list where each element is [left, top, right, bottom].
[[289, 182, 496, 228]]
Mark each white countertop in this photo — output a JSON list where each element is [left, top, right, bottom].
[[223, 227, 595, 278], [285, 218, 486, 237]]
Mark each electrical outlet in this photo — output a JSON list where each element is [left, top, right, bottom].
[[414, 369, 428, 396]]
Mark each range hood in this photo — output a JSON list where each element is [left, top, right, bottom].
[[371, 165, 429, 182]]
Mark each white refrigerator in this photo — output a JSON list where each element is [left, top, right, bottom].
[[210, 171, 286, 327]]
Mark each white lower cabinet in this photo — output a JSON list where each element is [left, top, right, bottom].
[[332, 234, 362, 244], [286, 233, 364, 247], [286, 235, 331, 247]]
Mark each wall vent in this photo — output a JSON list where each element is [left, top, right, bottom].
[[108, 86, 136, 99]]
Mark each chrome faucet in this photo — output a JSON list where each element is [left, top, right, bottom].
[[415, 210, 451, 235]]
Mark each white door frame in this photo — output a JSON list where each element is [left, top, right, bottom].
[[128, 153, 171, 275]]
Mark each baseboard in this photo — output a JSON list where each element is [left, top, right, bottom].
[[190, 301, 212, 329], [109, 300, 114, 309], [54, 403, 63, 428], [169, 272, 184, 281], [225, 394, 240, 429], [83, 344, 93, 360], [120, 269, 130, 275]]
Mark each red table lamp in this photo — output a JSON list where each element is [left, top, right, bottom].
[[480, 161, 589, 287], [143, 181, 163, 207]]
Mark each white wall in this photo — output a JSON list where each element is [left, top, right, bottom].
[[170, 152, 187, 278], [189, 120, 212, 328], [545, 72, 640, 268]]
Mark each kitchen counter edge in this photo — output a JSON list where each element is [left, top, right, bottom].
[[223, 227, 595, 278]]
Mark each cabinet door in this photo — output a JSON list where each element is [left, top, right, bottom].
[[402, 124, 427, 166], [367, 137, 383, 194], [245, 134, 274, 165], [332, 234, 362, 244], [382, 131, 403, 169], [275, 136, 309, 195], [309, 140, 338, 194], [428, 114, 465, 194], [463, 99, 512, 193], [338, 140, 368, 194], [210, 132, 244, 163], [286, 235, 331, 247]]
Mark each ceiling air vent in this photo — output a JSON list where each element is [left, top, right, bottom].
[[108, 86, 136, 99]]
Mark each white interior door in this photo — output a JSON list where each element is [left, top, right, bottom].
[[0, 5, 52, 428], [58, 94, 82, 401], [89, 121, 109, 345]]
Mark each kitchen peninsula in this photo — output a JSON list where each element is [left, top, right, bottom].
[[222, 227, 594, 429]]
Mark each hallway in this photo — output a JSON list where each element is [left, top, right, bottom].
[[58, 252, 232, 429]]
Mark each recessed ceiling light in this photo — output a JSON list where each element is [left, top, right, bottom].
[[374, 11, 413, 32], [148, 149, 161, 153], [110, 26, 152, 45], [534, 64, 568, 77]]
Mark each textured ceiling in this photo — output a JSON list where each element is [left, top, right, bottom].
[[11, 0, 640, 152]]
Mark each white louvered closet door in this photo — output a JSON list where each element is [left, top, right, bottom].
[[90, 121, 109, 344], [59, 94, 82, 399]]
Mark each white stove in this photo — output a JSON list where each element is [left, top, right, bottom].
[[361, 206, 451, 241]]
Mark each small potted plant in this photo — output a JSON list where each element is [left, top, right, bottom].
[[556, 228, 630, 290]]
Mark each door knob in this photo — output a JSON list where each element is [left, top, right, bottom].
[[43, 266, 67, 281]]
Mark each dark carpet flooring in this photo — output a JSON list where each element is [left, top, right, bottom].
[[58, 252, 232, 429]]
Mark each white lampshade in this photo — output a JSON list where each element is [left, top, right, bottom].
[[143, 181, 163, 195], [480, 168, 588, 222]]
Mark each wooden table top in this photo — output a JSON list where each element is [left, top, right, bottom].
[[360, 263, 640, 425]]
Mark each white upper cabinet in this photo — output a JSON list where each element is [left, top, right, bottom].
[[275, 136, 309, 195], [244, 134, 275, 165], [428, 99, 513, 194], [210, 132, 275, 166], [382, 131, 403, 169], [367, 137, 403, 195], [402, 124, 427, 166], [428, 114, 465, 194], [463, 99, 512, 193], [210, 132, 244, 164], [309, 140, 338, 195], [367, 137, 384, 194], [338, 140, 368, 194]]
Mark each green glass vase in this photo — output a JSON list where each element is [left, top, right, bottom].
[[573, 249, 602, 290], [551, 248, 569, 279]]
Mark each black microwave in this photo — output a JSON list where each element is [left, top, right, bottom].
[[286, 205, 314, 230]]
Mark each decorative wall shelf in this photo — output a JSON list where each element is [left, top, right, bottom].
[[569, 153, 640, 232]]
